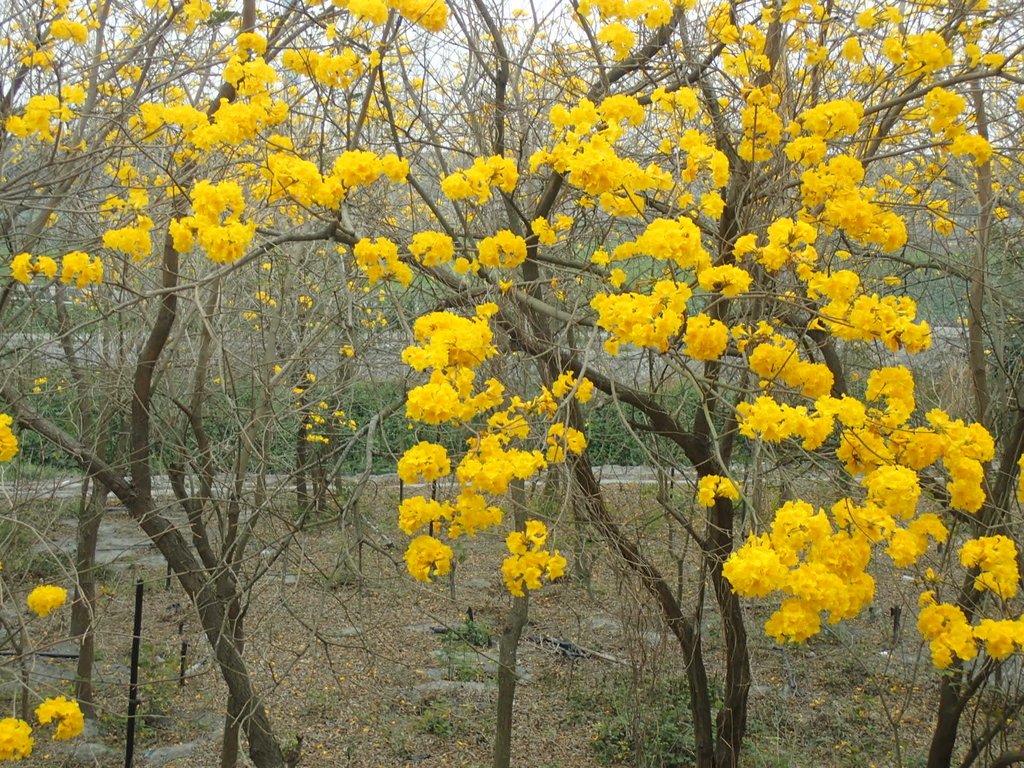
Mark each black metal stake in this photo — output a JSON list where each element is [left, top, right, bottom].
[[125, 579, 144, 768], [178, 621, 187, 688]]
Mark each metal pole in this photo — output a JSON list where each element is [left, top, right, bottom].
[[178, 621, 187, 688], [125, 579, 143, 768]]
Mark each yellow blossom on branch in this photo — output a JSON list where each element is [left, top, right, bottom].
[[34, 697, 83, 740], [27, 585, 67, 617], [0, 718, 33, 760]]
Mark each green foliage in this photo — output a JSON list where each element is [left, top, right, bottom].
[[441, 617, 492, 650], [571, 673, 696, 768], [584, 381, 700, 466], [416, 698, 455, 736], [137, 640, 178, 731]]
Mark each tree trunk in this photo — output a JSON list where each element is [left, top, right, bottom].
[[71, 481, 107, 719], [493, 480, 530, 768], [493, 593, 528, 768], [926, 675, 963, 768], [221, 598, 244, 768], [570, 456, 716, 768]]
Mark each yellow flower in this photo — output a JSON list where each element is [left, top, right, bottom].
[[502, 520, 566, 596], [0, 718, 33, 760], [408, 231, 455, 266], [441, 156, 518, 203], [51, 19, 89, 44], [477, 231, 527, 270], [723, 533, 789, 597], [60, 251, 104, 288], [26, 585, 67, 617], [0, 414, 18, 462], [404, 535, 453, 582], [973, 618, 1024, 661], [596, 22, 635, 60], [960, 535, 1020, 600], [35, 697, 84, 740], [683, 313, 729, 361], [397, 442, 452, 484], [917, 599, 976, 669], [696, 474, 739, 507]]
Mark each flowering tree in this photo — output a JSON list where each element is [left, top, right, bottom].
[[3, 0, 1024, 765]]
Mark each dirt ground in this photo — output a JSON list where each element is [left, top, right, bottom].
[[3, 481, 1006, 768]]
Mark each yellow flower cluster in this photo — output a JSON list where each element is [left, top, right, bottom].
[[926, 408, 994, 512], [264, 151, 343, 208], [723, 500, 875, 642], [398, 307, 573, 592], [354, 237, 413, 286], [402, 304, 498, 371], [739, 86, 783, 162], [748, 336, 834, 398], [799, 155, 908, 251], [134, 100, 210, 143], [614, 217, 710, 270], [544, 423, 587, 463], [795, 98, 863, 140], [923, 87, 966, 137], [50, 19, 88, 44], [408, 231, 455, 267], [281, 47, 364, 89], [263, 147, 408, 213], [550, 371, 594, 403], [27, 585, 67, 617], [477, 231, 527, 270], [34, 697, 84, 740], [397, 441, 451, 484], [5, 95, 73, 142], [973, 618, 1024, 661], [591, 280, 692, 354], [891, 31, 953, 75], [404, 534, 454, 582], [10, 253, 57, 284], [457, 434, 547, 495], [0, 718, 33, 760], [697, 264, 751, 297], [0, 680, 85, 756], [102, 215, 153, 260], [960, 536, 1019, 600], [577, 0, 673, 28], [398, 496, 450, 536], [918, 593, 1024, 669], [805, 267, 931, 353], [696, 474, 739, 507], [531, 97, 673, 215], [949, 133, 992, 167], [136, 51, 287, 151], [0, 414, 18, 462], [440, 156, 518, 203], [169, 180, 255, 264], [60, 251, 104, 287], [736, 217, 817, 272], [674, 129, 729, 188], [596, 21, 635, 60], [917, 595, 976, 669], [683, 314, 729, 361], [336, 0, 448, 31], [502, 520, 567, 597], [406, 369, 505, 425], [737, 394, 832, 449]]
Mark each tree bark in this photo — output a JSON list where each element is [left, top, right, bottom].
[[570, 455, 716, 768], [71, 481, 107, 719]]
